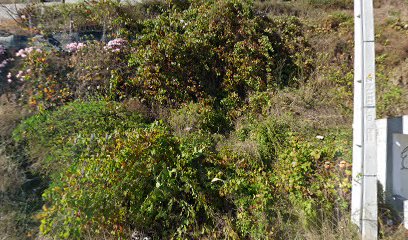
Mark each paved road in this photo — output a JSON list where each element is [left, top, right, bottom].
[[0, 1, 139, 21], [0, 3, 32, 21], [0, 1, 80, 21]]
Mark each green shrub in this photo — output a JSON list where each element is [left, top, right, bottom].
[[8, 1, 365, 238], [376, 55, 407, 118], [169, 101, 232, 135], [14, 101, 233, 238], [273, 135, 349, 213], [38, 123, 177, 238], [217, 117, 352, 238], [323, 11, 353, 31], [12, 46, 73, 110], [14, 0, 315, 110], [13, 101, 147, 174], [128, 0, 315, 105], [13, 39, 137, 109], [218, 146, 275, 238], [67, 40, 136, 101], [37, 122, 232, 239], [13, 99, 354, 238], [255, 119, 291, 167]]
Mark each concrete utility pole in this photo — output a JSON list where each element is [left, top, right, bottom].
[[351, 0, 363, 229], [351, 0, 378, 239]]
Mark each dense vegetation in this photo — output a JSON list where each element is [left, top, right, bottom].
[[1, 0, 408, 239]]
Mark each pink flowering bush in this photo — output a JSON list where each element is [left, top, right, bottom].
[[7, 72, 12, 83], [9, 37, 135, 109], [14, 46, 73, 109], [0, 59, 9, 69], [15, 70, 25, 81], [16, 47, 42, 58], [104, 38, 128, 52], [65, 42, 86, 53], [68, 40, 134, 100]]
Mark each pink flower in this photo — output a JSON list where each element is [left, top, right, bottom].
[[16, 49, 28, 58], [25, 47, 34, 54], [0, 61, 6, 68], [16, 49, 23, 57], [65, 42, 86, 53], [104, 38, 128, 52], [16, 70, 24, 79], [16, 47, 42, 58]]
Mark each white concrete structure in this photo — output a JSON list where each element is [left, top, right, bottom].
[[377, 116, 408, 227], [377, 117, 408, 200], [404, 200, 408, 229], [352, 0, 378, 239], [351, 0, 364, 228], [392, 134, 408, 199]]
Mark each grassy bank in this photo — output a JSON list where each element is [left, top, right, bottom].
[[1, 0, 408, 239]]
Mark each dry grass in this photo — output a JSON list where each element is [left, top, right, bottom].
[[0, 145, 23, 193], [267, 205, 361, 240], [0, 141, 28, 240], [0, 19, 32, 35], [302, 216, 360, 240], [381, 225, 408, 240], [0, 95, 29, 138]]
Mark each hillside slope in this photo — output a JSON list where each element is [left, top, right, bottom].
[[0, 0, 407, 239]]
